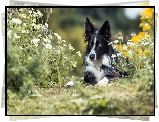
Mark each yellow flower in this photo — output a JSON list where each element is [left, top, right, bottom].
[[139, 22, 145, 28], [131, 35, 141, 43], [142, 24, 151, 31], [141, 8, 153, 19], [116, 44, 124, 52], [123, 51, 129, 57], [143, 49, 148, 56], [150, 8, 154, 13], [137, 48, 143, 56], [131, 32, 149, 43]]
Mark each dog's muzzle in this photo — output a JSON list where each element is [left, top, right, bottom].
[[89, 54, 95, 61]]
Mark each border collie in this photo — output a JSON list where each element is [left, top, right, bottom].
[[83, 17, 119, 85]]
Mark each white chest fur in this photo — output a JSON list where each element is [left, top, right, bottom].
[[85, 54, 111, 82]]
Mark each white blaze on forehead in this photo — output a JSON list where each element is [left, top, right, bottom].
[[90, 36, 97, 60]]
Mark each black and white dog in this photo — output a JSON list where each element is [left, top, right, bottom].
[[83, 17, 120, 85]]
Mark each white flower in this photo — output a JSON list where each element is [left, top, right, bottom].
[[19, 8, 24, 11], [43, 38, 51, 43], [37, 10, 43, 17], [108, 42, 112, 45], [12, 18, 22, 24], [64, 57, 68, 60], [140, 41, 149, 46], [131, 34, 136, 36], [127, 42, 135, 46], [114, 40, 119, 43], [76, 51, 81, 57], [33, 11, 37, 17], [45, 43, 52, 49], [63, 44, 66, 47], [149, 70, 153, 73], [48, 34, 53, 39], [28, 10, 32, 14], [118, 37, 123, 40], [145, 23, 149, 26], [22, 23, 27, 26], [68, 44, 75, 51], [112, 45, 116, 49], [117, 52, 122, 56], [111, 54, 116, 58], [31, 38, 40, 44], [31, 23, 36, 27], [54, 33, 62, 40], [72, 62, 77, 67], [62, 40, 66, 42], [128, 50, 132, 56], [21, 14, 27, 18], [55, 50, 61, 54], [59, 47, 64, 51], [36, 24, 42, 29], [14, 33, 20, 38], [21, 29, 26, 33], [57, 40, 62, 44], [45, 23, 48, 28]]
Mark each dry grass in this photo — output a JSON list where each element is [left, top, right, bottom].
[[7, 78, 154, 115]]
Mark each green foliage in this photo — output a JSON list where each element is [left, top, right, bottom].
[[82, 97, 119, 115], [7, 36, 34, 94], [112, 8, 154, 92], [7, 8, 81, 94]]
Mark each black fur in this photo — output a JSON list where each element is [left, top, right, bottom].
[[83, 17, 120, 85]]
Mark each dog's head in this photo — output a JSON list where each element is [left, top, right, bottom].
[[84, 17, 112, 62]]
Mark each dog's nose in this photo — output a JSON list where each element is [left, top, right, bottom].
[[89, 54, 95, 60]]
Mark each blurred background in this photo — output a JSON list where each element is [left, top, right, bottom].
[[34, 6, 147, 77]]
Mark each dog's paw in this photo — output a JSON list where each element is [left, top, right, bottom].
[[97, 77, 109, 86]]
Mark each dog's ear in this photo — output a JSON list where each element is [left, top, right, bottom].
[[99, 20, 111, 41], [84, 17, 95, 39]]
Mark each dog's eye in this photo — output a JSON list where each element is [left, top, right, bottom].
[[99, 44, 102, 47], [90, 42, 94, 46]]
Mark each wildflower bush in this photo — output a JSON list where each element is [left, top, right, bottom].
[[112, 8, 154, 92], [7, 8, 81, 94]]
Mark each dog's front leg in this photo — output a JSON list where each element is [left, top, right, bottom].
[[84, 71, 98, 85], [101, 65, 119, 81]]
